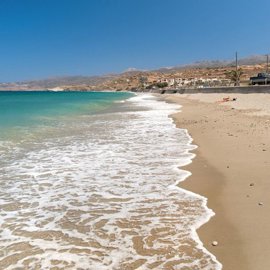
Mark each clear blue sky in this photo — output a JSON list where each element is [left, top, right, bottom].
[[0, 0, 270, 82]]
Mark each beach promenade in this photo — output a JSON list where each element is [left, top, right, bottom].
[[165, 92, 270, 269]]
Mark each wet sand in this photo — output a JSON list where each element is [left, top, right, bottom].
[[165, 93, 270, 270]]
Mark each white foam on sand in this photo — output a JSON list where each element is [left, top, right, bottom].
[[128, 94, 222, 269], [0, 93, 222, 269]]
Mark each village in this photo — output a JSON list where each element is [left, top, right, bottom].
[[98, 62, 268, 92], [141, 76, 231, 89]]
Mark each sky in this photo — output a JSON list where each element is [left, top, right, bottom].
[[0, 0, 270, 82]]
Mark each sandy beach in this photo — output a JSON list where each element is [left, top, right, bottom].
[[165, 93, 270, 270]]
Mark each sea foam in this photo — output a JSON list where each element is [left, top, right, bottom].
[[0, 93, 222, 269]]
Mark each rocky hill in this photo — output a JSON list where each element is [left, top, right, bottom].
[[0, 55, 269, 91]]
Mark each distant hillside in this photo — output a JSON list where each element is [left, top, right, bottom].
[[237, 55, 268, 65], [24, 75, 117, 89], [0, 54, 268, 90], [156, 55, 268, 71]]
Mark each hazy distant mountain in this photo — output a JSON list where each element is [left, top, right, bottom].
[[154, 60, 232, 73], [237, 55, 268, 65], [184, 59, 232, 68], [122, 67, 142, 73], [8, 75, 118, 89], [0, 54, 268, 90], [156, 54, 268, 71]]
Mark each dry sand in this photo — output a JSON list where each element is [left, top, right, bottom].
[[164, 93, 270, 270]]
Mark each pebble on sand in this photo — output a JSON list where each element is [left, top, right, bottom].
[[258, 202, 263, 206], [250, 183, 255, 186], [212, 241, 218, 246]]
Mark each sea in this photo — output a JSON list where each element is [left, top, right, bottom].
[[0, 91, 222, 270]]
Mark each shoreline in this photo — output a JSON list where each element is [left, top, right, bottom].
[[171, 128, 223, 270], [164, 94, 270, 270]]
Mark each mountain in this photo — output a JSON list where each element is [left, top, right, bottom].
[[156, 55, 268, 71], [0, 54, 268, 90], [24, 75, 117, 88], [237, 55, 268, 65], [0, 75, 119, 90]]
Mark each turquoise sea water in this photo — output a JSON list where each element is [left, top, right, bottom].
[[0, 91, 132, 139]]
